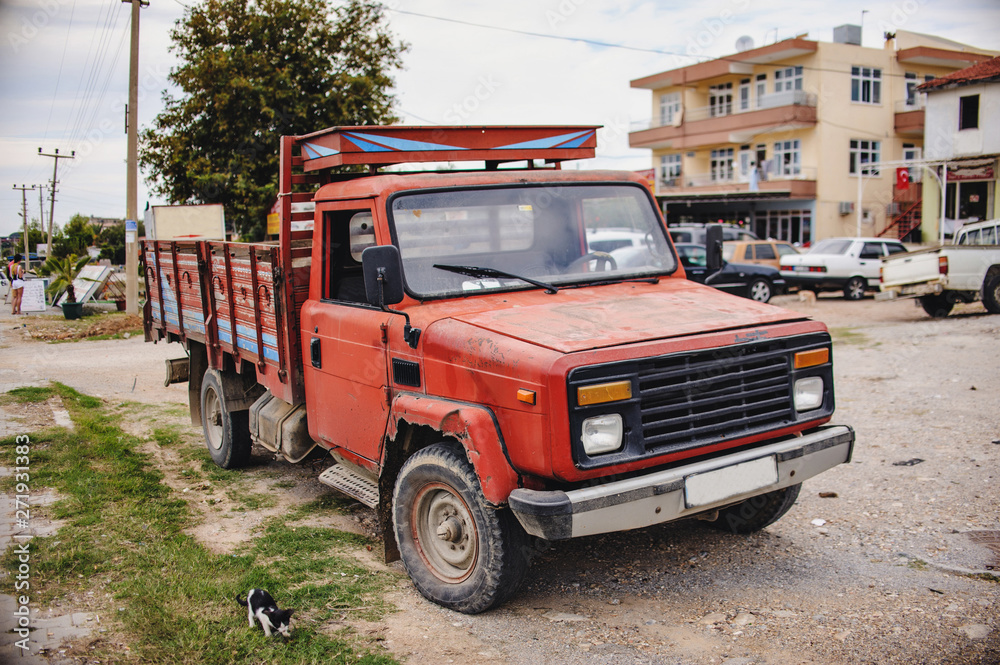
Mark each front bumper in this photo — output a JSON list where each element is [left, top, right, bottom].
[[508, 425, 855, 540]]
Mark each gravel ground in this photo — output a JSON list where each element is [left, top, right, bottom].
[[1, 295, 998, 664]]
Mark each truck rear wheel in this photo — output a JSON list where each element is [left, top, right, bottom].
[[919, 294, 954, 318], [703, 483, 801, 534], [983, 275, 1000, 314], [200, 369, 251, 469], [393, 443, 529, 614]]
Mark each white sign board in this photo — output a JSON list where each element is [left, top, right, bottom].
[[21, 278, 49, 312], [146, 204, 226, 240], [55, 265, 113, 306]]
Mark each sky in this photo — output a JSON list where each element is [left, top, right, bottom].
[[1, 0, 999, 238]]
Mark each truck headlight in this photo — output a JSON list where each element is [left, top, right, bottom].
[[794, 377, 824, 412], [581, 414, 623, 455]]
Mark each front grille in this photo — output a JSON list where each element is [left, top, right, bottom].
[[637, 342, 793, 453], [567, 333, 831, 469]]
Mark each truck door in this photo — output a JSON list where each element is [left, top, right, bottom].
[[300, 205, 390, 466]]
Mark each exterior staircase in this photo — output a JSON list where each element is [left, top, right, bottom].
[[879, 199, 922, 242]]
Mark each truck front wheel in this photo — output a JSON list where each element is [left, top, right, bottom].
[[919, 294, 954, 318], [200, 370, 251, 469], [393, 443, 529, 614], [983, 275, 1000, 314], [703, 483, 801, 534]]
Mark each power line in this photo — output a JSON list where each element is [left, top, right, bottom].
[[386, 8, 965, 81]]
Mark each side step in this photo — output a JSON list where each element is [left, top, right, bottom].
[[318, 464, 379, 509]]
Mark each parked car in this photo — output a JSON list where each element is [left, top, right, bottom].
[[585, 228, 648, 253], [780, 237, 908, 300], [668, 224, 758, 245], [672, 242, 784, 302], [724, 240, 800, 270], [878, 218, 1000, 317]]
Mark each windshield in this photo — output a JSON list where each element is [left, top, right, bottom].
[[389, 184, 676, 298], [808, 239, 852, 255]]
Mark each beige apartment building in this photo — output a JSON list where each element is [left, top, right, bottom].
[[629, 27, 997, 244]]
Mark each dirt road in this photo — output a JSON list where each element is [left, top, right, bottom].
[[1, 295, 998, 664]]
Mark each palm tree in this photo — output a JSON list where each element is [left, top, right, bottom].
[[39, 254, 91, 303]]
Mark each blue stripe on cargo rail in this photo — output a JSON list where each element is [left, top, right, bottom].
[[216, 319, 277, 347], [217, 329, 279, 362]]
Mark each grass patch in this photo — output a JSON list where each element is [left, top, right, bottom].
[[830, 326, 870, 346], [151, 426, 185, 447], [2, 386, 58, 403], [0, 383, 398, 664]]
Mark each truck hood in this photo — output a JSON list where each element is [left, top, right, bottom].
[[444, 280, 805, 353]]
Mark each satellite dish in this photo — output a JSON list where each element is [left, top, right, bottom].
[[735, 35, 755, 52]]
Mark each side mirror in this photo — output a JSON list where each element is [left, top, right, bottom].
[[362, 245, 405, 307], [705, 225, 724, 273], [361, 245, 420, 348]]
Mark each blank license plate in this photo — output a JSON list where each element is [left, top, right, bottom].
[[685, 456, 778, 508]]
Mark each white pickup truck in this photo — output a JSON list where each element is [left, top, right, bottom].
[[877, 219, 1000, 317]]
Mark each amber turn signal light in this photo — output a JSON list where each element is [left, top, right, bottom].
[[794, 348, 829, 369], [577, 380, 632, 406], [516, 389, 537, 405]]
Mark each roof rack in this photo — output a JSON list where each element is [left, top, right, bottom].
[[293, 125, 599, 172]]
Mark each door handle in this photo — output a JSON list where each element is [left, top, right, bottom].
[[310, 337, 321, 368]]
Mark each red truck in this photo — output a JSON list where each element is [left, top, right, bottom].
[[143, 125, 854, 614]]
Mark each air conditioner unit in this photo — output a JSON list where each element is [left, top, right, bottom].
[[839, 201, 854, 215], [886, 202, 902, 217]]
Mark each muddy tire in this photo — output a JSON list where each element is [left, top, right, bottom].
[[200, 369, 251, 469], [703, 484, 801, 535], [393, 443, 529, 614], [919, 294, 954, 318], [983, 275, 1000, 314], [843, 276, 866, 300]]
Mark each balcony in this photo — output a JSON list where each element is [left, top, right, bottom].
[[894, 96, 925, 136], [630, 91, 818, 151], [656, 167, 817, 200]]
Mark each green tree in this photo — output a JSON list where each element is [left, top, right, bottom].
[[51, 214, 95, 258], [140, 0, 405, 240], [96, 221, 144, 265]]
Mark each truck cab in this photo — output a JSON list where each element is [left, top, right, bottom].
[[143, 125, 854, 614]]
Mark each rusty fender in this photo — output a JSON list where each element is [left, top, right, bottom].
[[387, 393, 521, 506]]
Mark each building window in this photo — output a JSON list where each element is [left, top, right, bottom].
[[710, 148, 734, 182], [660, 154, 681, 184], [738, 78, 751, 111], [959, 95, 980, 130], [709, 82, 733, 117], [773, 139, 801, 176], [905, 72, 918, 106], [851, 66, 881, 104], [849, 139, 880, 176], [755, 74, 767, 109], [659, 92, 681, 126], [774, 66, 803, 92]]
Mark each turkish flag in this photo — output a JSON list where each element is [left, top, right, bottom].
[[896, 168, 910, 190]]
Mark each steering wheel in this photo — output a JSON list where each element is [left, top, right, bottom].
[[566, 251, 617, 273]]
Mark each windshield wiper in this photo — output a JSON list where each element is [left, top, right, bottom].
[[433, 264, 559, 294], [560, 276, 660, 290]]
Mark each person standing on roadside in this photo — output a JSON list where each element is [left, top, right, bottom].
[[8, 253, 25, 315]]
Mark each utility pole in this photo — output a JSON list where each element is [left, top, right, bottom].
[[12, 184, 36, 271], [123, 0, 148, 315], [38, 185, 45, 257], [38, 147, 75, 255]]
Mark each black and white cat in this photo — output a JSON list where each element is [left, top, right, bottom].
[[237, 589, 294, 638]]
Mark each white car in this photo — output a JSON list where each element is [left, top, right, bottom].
[[780, 237, 908, 300], [585, 228, 648, 253]]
